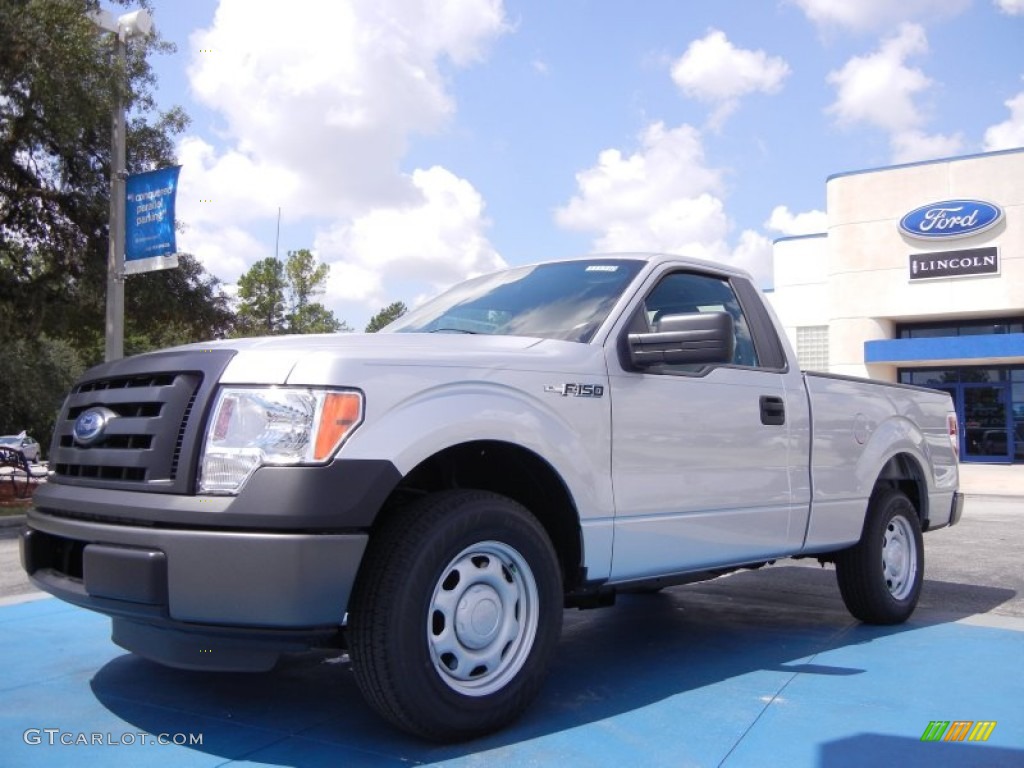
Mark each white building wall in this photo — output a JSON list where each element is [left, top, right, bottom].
[[768, 148, 1024, 378], [768, 234, 829, 370]]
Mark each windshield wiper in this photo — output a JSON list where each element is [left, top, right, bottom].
[[430, 328, 479, 334]]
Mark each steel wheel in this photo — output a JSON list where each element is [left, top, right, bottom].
[[882, 514, 917, 601], [428, 541, 539, 696]]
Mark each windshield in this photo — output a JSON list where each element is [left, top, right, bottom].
[[384, 259, 645, 342]]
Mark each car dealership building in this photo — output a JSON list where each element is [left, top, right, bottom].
[[769, 146, 1024, 464]]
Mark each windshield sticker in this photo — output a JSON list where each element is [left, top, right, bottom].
[[585, 265, 618, 272]]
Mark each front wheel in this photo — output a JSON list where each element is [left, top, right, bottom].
[[835, 489, 924, 624], [347, 490, 563, 742]]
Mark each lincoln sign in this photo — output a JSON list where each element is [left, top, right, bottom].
[[909, 247, 999, 281]]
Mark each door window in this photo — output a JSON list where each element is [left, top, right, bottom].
[[634, 272, 759, 371]]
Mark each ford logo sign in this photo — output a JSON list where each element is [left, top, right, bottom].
[[899, 199, 1003, 240], [73, 407, 118, 446]]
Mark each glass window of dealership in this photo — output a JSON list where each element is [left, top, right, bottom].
[[768, 147, 1024, 464]]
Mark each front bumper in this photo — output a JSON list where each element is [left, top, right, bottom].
[[21, 510, 367, 670]]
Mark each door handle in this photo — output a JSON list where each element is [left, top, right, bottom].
[[760, 395, 786, 426]]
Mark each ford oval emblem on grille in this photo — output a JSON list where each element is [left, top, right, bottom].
[[73, 407, 118, 446]]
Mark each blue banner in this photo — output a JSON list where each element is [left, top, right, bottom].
[[124, 165, 181, 275]]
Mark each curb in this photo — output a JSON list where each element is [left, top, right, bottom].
[[0, 514, 27, 529]]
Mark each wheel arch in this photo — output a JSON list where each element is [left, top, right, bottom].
[[871, 451, 930, 527], [371, 440, 584, 592], [808, 449, 932, 557]]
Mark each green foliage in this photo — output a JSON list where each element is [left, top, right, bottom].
[[1, 1, 231, 374], [291, 302, 349, 334], [365, 301, 408, 332], [125, 253, 235, 350], [234, 250, 348, 336], [235, 257, 287, 336], [286, 249, 329, 313], [1, 1, 183, 338], [285, 248, 347, 333], [0, 335, 85, 451]]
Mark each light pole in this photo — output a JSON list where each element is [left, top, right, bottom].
[[90, 8, 153, 362]]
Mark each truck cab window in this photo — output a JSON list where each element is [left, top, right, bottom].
[[639, 271, 759, 371]]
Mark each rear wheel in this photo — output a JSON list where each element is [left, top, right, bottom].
[[835, 489, 923, 624], [348, 490, 563, 742]]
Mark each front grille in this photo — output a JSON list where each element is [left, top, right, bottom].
[[76, 373, 176, 393], [54, 372, 200, 485], [47, 349, 235, 494]]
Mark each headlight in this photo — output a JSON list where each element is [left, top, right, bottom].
[[199, 387, 363, 494]]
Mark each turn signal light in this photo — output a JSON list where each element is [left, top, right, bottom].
[[315, 392, 364, 460]]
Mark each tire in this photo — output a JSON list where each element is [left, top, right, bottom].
[[835, 489, 924, 625], [347, 489, 563, 742]]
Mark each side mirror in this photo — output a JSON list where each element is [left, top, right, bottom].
[[627, 311, 735, 368]]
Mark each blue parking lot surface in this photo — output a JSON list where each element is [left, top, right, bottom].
[[2, 566, 1022, 767]]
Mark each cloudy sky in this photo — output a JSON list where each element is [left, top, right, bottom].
[[143, 0, 1024, 329]]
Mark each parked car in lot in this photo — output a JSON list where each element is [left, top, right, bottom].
[[0, 434, 41, 462]]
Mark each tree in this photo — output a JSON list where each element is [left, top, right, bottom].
[[366, 301, 407, 332], [0, 0, 241, 455], [235, 257, 287, 336], [291, 302, 349, 335], [2, 1, 185, 346], [234, 250, 348, 336], [0, 336, 85, 449], [126, 253, 235, 350], [285, 248, 347, 333], [0, 0, 230, 368]]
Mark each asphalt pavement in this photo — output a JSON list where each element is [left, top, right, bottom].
[[0, 491, 1021, 766]]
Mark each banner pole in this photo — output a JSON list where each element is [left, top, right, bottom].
[[105, 31, 127, 362]]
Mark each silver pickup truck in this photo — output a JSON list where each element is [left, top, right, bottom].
[[22, 253, 961, 741]]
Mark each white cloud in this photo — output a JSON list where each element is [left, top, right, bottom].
[[731, 230, 774, 287], [826, 24, 930, 132], [670, 30, 790, 128], [174, 0, 508, 322], [983, 89, 1024, 150], [790, 0, 970, 31], [556, 122, 722, 231], [175, 136, 299, 226], [994, 0, 1024, 14], [592, 192, 729, 256], [178, 223, 271, 285], [184, 0, 508, 220], [316, 166, 506, 307], [890, 128, 964, 163], [322, 261, 386, 307], [555, 122, 771, 284], [826, 24, 964, 162], [766, 206, 828, 235]]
